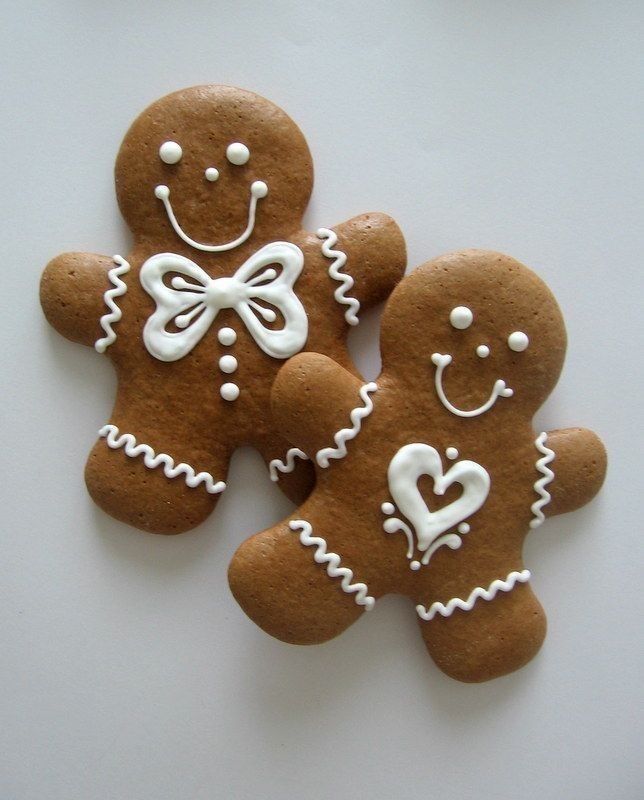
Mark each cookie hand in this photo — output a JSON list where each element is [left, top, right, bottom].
[[540, 427, 607, 517], [271, 352, 368, 459], [322, 213, 406, 311], [40, 252, 122, 347]]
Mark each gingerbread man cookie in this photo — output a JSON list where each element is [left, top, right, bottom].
[[40, 85, 406, 533], [229, 250, 607, 682]]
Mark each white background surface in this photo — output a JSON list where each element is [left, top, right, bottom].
[[2, 2, 642, 798]]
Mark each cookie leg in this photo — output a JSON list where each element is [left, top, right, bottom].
[[84, 427, 229, 534], [229, 516, 367, 644], [417, 582, 547, 682]]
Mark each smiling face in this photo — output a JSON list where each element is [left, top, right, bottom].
[[114, 85, 313, 250], [381, 250, 567, 415]]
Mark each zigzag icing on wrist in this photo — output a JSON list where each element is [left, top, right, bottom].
[[316, 227, 360, 326], [269, 447, 309, 482], [98, 424, 226, 494], [316, 382, 377, 468], [290, 519, 374, 609], [416, 569, 531, 621], [530, 431, 555, 528], [95, 255, 130, 353]]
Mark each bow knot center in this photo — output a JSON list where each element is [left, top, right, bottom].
[[205, 277, 245, 309]]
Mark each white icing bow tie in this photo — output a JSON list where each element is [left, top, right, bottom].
[[140, 242, 308, 361]]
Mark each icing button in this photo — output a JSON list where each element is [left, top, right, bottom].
[[218, 327, 237, 346], [220, 382, 240, 402], [219, 355, 238, 374]]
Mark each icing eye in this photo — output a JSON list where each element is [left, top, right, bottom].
[[226, 142, 250, 165], [508, 331, 529, 352], [205, 167, 219, 182], [476, 344, 490, 358], [449, 306, 473, 330], [159, 141, 182, 165]]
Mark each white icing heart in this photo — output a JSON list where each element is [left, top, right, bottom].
[[382, 443, 490, 567]]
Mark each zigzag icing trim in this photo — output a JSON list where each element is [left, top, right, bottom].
[[530, 432, 555, 529], [316, 227, 360, 326], [316, 382, 378, 468], [416, 569, 531, 621], [95, 255, 131, 353], [98, 424, 226, 494], [289, 519, 375, 609], [269, 447, 309, 482]]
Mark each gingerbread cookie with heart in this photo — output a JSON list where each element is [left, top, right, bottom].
[[40, 85, 406, 533], [228, 249, 607, 682]]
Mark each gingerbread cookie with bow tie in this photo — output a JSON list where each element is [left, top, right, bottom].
[[228, 250, 607, 682], [40, 85, 406, 533]]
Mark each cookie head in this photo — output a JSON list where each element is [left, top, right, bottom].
[[381, 250, 567, 415], [115, 85, 313, 248]]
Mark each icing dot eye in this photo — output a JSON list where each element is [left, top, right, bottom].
[[205, 167, 219, 182], [159, 141, 182, 165], [226, 142, 250, 165], [476, 344, 490, 358], [449, 306, 473, 330], [508, 331, 529, 352]]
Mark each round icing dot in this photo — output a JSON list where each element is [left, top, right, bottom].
[[219, 355, 238, 374], [410, 560, 421, 571], [220, 382, 240, 401], [508, 331, 529, 352], [217, 327, 237, 346], [449, 306, 473, 330], [458, 522, 470, 534], [154, 184, 170, 200], [381, 502, 395, 515], [445, 447, 459, 460], [476, 344, 490, 358], [159, 141, 182, 165], [205, 167, 219, 182], [251, 180, 268, 199], [226, 142, 250, 165]]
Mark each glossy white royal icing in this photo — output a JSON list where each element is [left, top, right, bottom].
[[205, 167, 219, 182], [416, 569, 531, 621], [508, 331, 529, 352], [159, 141, 182, 165], [140, 242, 308, 361], [269, 448, 309, 482], [289, 519, 375, 609], [449, 306, 473, 330], [316, 228, 360, 326], [226, 142, 250, 165], [217, 327, 237, 346], [98, 424, 226, 494], [530, 431, 555, 528], [95, 255, 131, 353], [431, 353, 513, 417], [154, 179, 268, 252], [382, 443, 490, 568], [316, 383, 378, 468], [220, 382, 240, 401]]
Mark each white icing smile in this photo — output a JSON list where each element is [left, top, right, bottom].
[[431, 353, 513, 418], [154, 179, 268, 253]]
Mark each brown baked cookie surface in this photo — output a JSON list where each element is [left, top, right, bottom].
[[228, 250, 607, 682], [40, 85, 406, 533]]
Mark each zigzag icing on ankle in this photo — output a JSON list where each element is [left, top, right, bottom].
[[289, 519, 375, 609], [98, 424, 226, 494], [416, 569, 531, 621], [530, 432, 555, 528], [95, 255, 130, 353], [316, 227, 360, 326], [268, 447, 309, 482], [316, 382, 377, 468]]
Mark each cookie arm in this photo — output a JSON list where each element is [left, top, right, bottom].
[[40, 252, 123, 347], [271, 352, 368, 458], [542, 428, 607, 517], [319, 213, 407, 311]]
